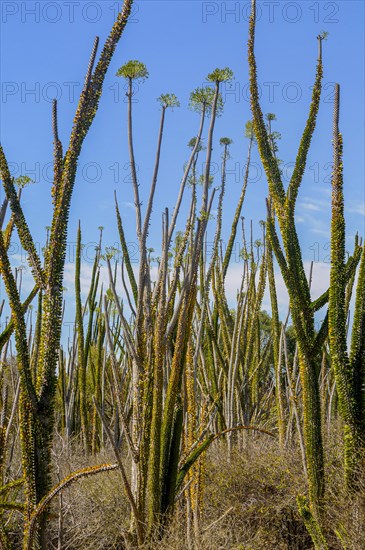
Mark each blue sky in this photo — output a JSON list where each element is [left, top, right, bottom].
[[1, 0, 364, 331]]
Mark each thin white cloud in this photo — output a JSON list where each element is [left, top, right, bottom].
[[346, 202, 365, 216], [295, 211, 330, 238], [298, 196, 329, 211], [300, 201, 321, 212], [311, 226, 331, 238]]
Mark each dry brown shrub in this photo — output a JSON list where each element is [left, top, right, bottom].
[[3, 424, 364, 549]]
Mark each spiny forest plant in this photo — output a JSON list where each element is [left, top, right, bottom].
[[108, 60, 253, 544], [0, 0, 135, 547], [89, 57, 276, 546], [249, 0, 327, 523], [248, 0, 363, 546], [328, 84, 365, 489]]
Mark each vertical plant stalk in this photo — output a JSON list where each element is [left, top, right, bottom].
[[146, 210, 168, 533], [267, 238, 286, 446], [222, 134, 253, 279], [248, 0, 325, 516], [115, 193, 138, 305], [328, 84, 365, 488], [75, 222, 90, 453], [126, 75, 143, 244]]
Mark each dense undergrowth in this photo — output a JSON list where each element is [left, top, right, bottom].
[[3, 425, 364, 549]]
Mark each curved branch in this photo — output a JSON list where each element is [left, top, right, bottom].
[[26, 463, 119, 550]]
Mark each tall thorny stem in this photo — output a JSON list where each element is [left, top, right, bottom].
[[328, 84, 365, 489], [0, 1, 135, 546], [249, 0, 325, 532]]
